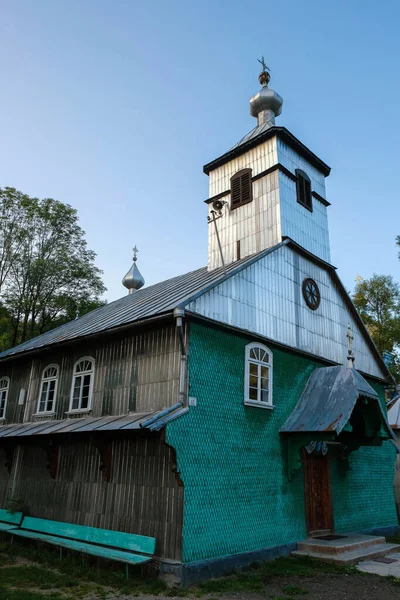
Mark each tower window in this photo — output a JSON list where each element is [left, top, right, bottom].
[[230, 169, 252, 209], [296, 169, 312, 212]]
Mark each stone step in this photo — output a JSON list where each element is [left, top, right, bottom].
[[292, 542, 400, 566], [297, 534, 386, 555]]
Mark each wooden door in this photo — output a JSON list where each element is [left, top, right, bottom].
[[303, 451, 334, 536]]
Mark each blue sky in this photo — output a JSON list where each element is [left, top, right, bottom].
[[1, 0, 399, 300]]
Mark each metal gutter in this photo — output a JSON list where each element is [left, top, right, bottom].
[[141, 402, 183, 429], [147, 406, 189, 431]]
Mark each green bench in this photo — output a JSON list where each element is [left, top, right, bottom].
[[0, 509, 23, 531], [12, 517, 156, 574]]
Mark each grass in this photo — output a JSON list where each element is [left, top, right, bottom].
[[192, 556, 358, 596], [0, 537, 398, 599]]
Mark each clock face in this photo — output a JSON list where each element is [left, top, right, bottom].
[[302, 278, 321, 310]]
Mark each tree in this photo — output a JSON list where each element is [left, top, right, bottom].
[[0, 188, 106, 349], [0, 188, 34, 296], [353, 275, 400, 355], [353, 274, 400, 381]]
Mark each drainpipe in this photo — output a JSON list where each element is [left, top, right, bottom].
[[174, 307, 188, 407], [140, 309, 188, 430]]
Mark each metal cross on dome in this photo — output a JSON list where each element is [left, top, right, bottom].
[[132, 245, 139, 262], [257, 56, 270, 72], [346, 324, 354, 353], [346, 324, 355, 367]]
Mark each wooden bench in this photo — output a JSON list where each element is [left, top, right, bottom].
[[11, 517, 156, 575], [0, 509, 23, 531]]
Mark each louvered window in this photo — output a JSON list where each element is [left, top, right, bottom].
[[296, 169, 312, 211], [230, 169, 252, 209]]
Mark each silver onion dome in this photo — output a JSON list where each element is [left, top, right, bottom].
[[249, 59, 283, 128], [122, 246, 145, 294]]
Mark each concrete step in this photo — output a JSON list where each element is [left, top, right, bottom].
[[292, 542, 400, 565], [297, 534, 386, 555]]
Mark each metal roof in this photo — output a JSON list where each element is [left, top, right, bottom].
[[0, 254, 263, 360], [230, 121, 276, 150], [0, 407, 188, 438], [0, 238, 393, 383], [203, 127, 331, 177], [280, 365, 395, 440]]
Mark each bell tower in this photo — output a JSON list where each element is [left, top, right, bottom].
[[204, 61, 331, 271]]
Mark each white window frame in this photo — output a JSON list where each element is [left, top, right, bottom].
[[244, 342, 273, 409], [0, 376, 10, 420], [68, 357, 95, 413], [36, 364, 59, 415]]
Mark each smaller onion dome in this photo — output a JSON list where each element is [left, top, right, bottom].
[[250, 57, 283, 128], [122, 246, 145, 294]]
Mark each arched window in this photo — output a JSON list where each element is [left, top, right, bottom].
[[69, 358, 94, 412], [37, 365, 59, 413], [231, 168, 252, 209], [0, 377, 9, 420], [244, 343, 273, 409]]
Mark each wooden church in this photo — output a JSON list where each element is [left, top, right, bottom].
[[0, 65, 397, 583]]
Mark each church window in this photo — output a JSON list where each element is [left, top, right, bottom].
[[0, 377, 9, 419], [231, 169, 252, 209], [302, 278, 321, 310], [69, 358, 94, 412], [244, 343, 273, 409], [37, 365, 59, 413], [296, 169, 312, 211]]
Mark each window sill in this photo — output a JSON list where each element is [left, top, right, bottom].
[[33, 412, 56, 419], [65, 409, 92, 417], [244, 400, 274, 410]]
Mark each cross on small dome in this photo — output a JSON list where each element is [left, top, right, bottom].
[[122, 245, 145, 294]]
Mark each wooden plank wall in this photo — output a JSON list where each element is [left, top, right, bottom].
[[0, 448, 10, 507], [0, 323, 181, 424], [13, 433, 184, 561]]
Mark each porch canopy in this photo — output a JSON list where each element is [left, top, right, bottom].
[[280, 365, 396, 479]]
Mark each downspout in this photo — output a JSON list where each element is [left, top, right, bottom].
[[140, 308, 188, 430], [174, 307, 188, 407]]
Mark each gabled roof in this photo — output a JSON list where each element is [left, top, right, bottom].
[[0, 238, 393, 383], [203, 126, 331, 177], [0, 246, 284, 361], [280, 366, 395, 440]]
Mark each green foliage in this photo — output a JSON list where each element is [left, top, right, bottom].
[[352, 274, 400, 380], [0, 187, 106, 350]]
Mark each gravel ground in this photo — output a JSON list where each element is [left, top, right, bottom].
[[102, 573, 400, 600]]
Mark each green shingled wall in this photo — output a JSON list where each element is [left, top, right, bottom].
[[330, 379, 397, 533], [166, 322, 397, 564]]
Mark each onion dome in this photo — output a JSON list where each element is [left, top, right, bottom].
[[249, 57, 283, 128], [122, 246, 145, 294]]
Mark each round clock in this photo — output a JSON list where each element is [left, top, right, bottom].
[[302, 278, 320, 310]]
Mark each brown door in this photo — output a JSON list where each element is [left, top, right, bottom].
[[303, 451, 334, 536]]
